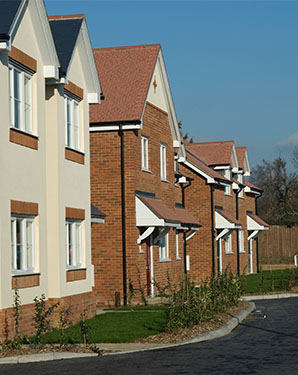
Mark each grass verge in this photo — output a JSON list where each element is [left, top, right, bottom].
[[41, 311, 167, 344], [242, 269, 293, 294]]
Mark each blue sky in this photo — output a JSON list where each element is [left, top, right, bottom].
[[45, 0, 298, 170]]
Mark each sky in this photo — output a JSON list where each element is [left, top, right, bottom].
[[45, 0, 298, 171]]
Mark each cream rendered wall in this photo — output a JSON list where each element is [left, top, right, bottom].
[[45, 31, 93, 299], [147, 58, 168, 113], [0, 2, 50, 309]]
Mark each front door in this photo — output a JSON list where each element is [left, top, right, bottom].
[[248, 239, 253, 273]]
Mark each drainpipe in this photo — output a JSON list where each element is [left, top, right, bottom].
[[210, 185, 215, 276], [180, 180, 192, 274], [118, 125, 127, 306], [235, 189, 240, 276], [255, 192, 263, 273]]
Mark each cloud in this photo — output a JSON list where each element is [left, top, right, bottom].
[[278, 132, 298, 147]]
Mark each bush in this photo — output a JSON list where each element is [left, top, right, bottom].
[[166, 272, 242, 331]]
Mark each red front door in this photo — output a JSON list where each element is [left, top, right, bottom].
[[146, 239, 151, 296]]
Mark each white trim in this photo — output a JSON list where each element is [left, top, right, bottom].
[[216, 228, 232, 241], [141, 135, 149, 171], [247, 215, 269, 231], [137, 226, 155, 245], [88, 93, 99, 104], [184, 160, 215, 184], [0, 41, 10, 50], [90, 123, 142, 132], [44, 65, 59, 80], [248, 230, 260, 241], [91, 217, 105, 224], [186, 230, 196, 241], [160, 143, 167, 180], [149, 235, 154, 296], [215, 211, 241, 230]]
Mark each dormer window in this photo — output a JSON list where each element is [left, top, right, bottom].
[[65, 94, 80, 150], [9, 64, 32, 133]]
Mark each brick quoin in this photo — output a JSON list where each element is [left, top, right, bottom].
[[91, 102, 187, 306]]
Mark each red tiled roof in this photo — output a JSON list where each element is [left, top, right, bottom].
[[137, 195, 180, 223], [174, 207, 201, 226], [186, 141, 234, 166], [236, 147, 246, 170], [216, 208, 241, 226], [244, 179, 262, 192], [48, 14, 85, 20], [176, 168, 194, 180], [247, 213, 269, 228], [186, 149, 231, 183], [90, 44, 160, 124]]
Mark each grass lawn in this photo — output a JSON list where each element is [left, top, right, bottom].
[[104, 305, 168, 311], [41, 311, 167, 344], [243, 269, 293, 294]]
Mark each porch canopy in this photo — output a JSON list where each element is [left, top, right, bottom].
[[247, 211, 269, 240], [135, 194, 200, 244], [215, 206, 241, 240]]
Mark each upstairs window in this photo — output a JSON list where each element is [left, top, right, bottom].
[[65, 220, 82, 268], [160, 143, 167, 180], [141, 135, 149, 170], [65, 94, 80, 150], [239, 230, 244, 252], [9, 64, 32, 132], [11, 216, 34, 273], [224, 169, 231, 195]]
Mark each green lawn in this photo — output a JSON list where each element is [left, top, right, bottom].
[[243, 269, 293, 294], [42, 311, 167, 344], [104, 305, 168, 311]]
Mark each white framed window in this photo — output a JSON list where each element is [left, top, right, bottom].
[[65, 94, 80, 150], [11, 216, 34, 274], [224, 233, 232, 254], [160, 143, 167, 180], [224, 169, 231, 195], [175, 231, 181, 259], [141, 135, 149, 170], [159, 233, 169, 260], [238, 173, 244, 197], [239, 230, 245, 252], [65, 220, 82, 268], [9, 64, 32, 132]]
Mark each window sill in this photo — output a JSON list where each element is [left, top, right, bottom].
[[224, 193, 232, 197], [176, 257, 182, 261], [239, 251, 246, 254], [65, 147, 85, 165], [10, 127, 38, 150], [66, 268, 86, 282], [225, 252, 234, 255], [159, 258, 172, 263], [142, 168, 152, 174], [11, 273, 40, 289], [161, 179, 169, 183]]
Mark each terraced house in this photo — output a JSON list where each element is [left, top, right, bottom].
[[179, 141, 268, 283], [0, 0, 101, 337], [90, 44, 200, 306]]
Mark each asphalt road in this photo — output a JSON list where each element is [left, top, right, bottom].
[[1, 298, 298, 375]]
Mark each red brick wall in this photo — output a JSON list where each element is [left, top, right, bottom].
[[90, 102, 185, 306], [0, 291, 95, 340]]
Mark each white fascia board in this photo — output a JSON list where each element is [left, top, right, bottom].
[[184, 160, 215, 184], [91, 218, 105, 224], [215, 211, 237, 230], [8, 0, 27, 39], [80, 19, 101, 103], [214, 165, 229, 170], [231, 144, 239, 170], [35, 0, 60, 69], [243, 150, 251, 176], [178, 156, 186, 163], [90, 123, 142, 132], [247, 215, 267, 231], [44, 65, 59, 80], [135, 197, 164, 227]]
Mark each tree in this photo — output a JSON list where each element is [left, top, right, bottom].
[[251, 157, 298, 226], [178, 121, 193, 143], [293, 144, 298, 170]]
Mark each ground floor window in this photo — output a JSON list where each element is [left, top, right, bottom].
[[65, 220, 82, 268], [224, 233, 232, 254], [239, 230, 245, 252], [11, 216, 34, 273], [159, 233, 169, 260], [176, 230, 180, 259]]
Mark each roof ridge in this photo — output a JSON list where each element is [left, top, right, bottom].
[[93, 44, 161, 52], [48, 14, 85, 20], [189, 140, 235, 146]]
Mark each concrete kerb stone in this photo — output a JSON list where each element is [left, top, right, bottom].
[[241, 293, 298, 301], [0, 301, 256, 363]]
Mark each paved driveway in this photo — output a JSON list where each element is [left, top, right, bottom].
[[1, 298, 298, 375]]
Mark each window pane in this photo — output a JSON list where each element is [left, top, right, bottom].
[[11, 220, 15, 269], [13, 70, 21, 129], [75, 223, 81, 266], [16, 219, 22, 270], [26, 220, 33, 269], [66, 99, 72, 147], [74, 102, 80, 149], [24, 76, 31, 132]]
